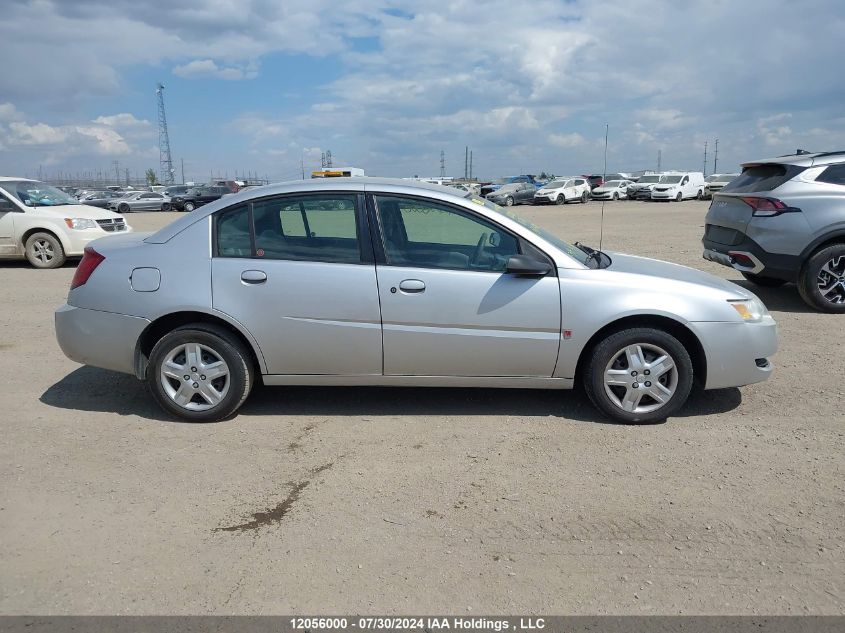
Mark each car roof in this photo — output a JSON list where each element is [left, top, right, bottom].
[[0, 176, 37, 182], [742, 150, 845, 168]]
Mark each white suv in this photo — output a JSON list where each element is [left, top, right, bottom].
[[533, 177, 591, 204], [0, 178, 132, 268]]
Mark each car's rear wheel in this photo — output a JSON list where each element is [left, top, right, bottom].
[[798, 244, 845, 313], [583, 327, 693, 424], [24, 232, 66, 269], [161, 202, 171, 212], [118, 203, 130, 213], [504, 197, 514, 207], [741, 272, 788, 287], [697, 189, 704, 200], [147, 325, 254, 422], [184, 201, 196, 212]]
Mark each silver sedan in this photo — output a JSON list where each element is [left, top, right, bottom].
[[55, 178, 777, 423], [107, 191, 171, 213]]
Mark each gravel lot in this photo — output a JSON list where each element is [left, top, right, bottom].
[[1, 200, 842, 615]]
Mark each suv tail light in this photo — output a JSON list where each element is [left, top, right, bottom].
[[740, 196, 795, 217], [70, 247, 105, 289]]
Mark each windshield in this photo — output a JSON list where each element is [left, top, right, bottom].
[[604, 180, 623, 187], [0, 181, 77, 207], [638, 175, 661, 183], [468, 196, 591, 265], [659, 175, 683, 184], [545, 180, 567, 189], [496, 184, 520, 193]]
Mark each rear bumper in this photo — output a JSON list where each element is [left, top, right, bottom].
[[691, 318, 778, 390], [55, 304, 149, 375], [702, 234, 802, 281]]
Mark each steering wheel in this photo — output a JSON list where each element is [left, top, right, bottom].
[[472, 231, 490, 267]]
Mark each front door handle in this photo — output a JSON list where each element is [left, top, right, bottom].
[[241, 270, 267, 284], [398, 279, 425, 293]]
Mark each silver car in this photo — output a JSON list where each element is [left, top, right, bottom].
[[108, 191, 170, 213], [55, 178, 777, 423]]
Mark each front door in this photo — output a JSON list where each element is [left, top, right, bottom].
[[371, 194, 561, 377], [211, 194, 382, 375]]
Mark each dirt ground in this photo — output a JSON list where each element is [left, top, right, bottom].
[[0, 199, 842, 615]]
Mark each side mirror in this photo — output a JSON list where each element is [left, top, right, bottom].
[[506, 254, 551, 276]]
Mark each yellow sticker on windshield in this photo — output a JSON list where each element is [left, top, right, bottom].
[[471, 197, 486, 205]]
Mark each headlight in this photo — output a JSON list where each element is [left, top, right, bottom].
[[729, 298, 768, 322], [64, 218, 98, 230]]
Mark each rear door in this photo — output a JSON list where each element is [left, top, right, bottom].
[[211, 194, 382, 375], [371, 194, 561, 377]]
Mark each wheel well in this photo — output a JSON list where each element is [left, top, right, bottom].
[[574, 315, 707, 387], [135, 311, 261, 379], [20, 227, 63, 250], [801, 235, 845, 265]]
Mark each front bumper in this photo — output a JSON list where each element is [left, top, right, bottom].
[[62, 225, 132, 256], [691, 317, 778, 390], [533, 194, 559, 204], [651, 190, 677, 200], [55, 304, 150, 375]]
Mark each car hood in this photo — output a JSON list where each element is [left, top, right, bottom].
[[592, 186, 615, 193], [25, 204, 125, 220], [607, 252, 753, 298]]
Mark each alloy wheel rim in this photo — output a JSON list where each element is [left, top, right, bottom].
[[817, 255, 845, 304], [160, 342, 230, 411], [33, 239, 54, 263], [603, 343, 678, 414]]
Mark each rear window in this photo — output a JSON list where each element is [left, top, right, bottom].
[[721, 164, 805, 193]]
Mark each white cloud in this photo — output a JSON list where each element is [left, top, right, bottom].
[[173, 59, 258, 81], [757, 113, 793, 147], [549, 133, 586, 148]]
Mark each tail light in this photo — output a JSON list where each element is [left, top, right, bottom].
[[70, 247, 105, 289], [740, 196, 795, 217]]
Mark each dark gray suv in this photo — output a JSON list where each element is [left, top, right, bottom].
[[703, 151, 845, 312]]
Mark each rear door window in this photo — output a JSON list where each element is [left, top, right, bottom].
[[816, 164, 845, 186], [721, 163, 806, 193]]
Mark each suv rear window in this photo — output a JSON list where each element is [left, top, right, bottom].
[[720, 163, 805, 193]]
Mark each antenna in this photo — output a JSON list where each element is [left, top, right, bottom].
[[713, 138, 719, 173], [440, 150, 445, 178], [155, 83, 175, 185], [598, 123, 609, 256]]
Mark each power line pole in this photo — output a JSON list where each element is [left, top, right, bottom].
[[464, 146, 468, 179], [469, 150, 473, 180], [326, 150, 332, 168], [440, 150, 445, 178], [181, 158, 185, 184], [713, 138, 719, 174], [657, 149, 662, 173], [301, 156, 305, 180], [155, 83, 175, 185], [703, 141, 708, 177]]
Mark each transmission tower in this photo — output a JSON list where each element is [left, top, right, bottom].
[[326, 150, 333, 168], [440, 150, 445, 178], [155, 83, 175, 185]]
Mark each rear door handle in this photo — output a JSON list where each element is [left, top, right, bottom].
[[241, 270, 267, 284], [398, 279, 425, 293]]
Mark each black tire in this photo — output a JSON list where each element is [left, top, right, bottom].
[[118, 202, 130, 213], [504, 196, 514, 207], [146, 324, 255, 422], [581, 191, 588, 203], [675, 192, 683, 202], [161, 202, 171, 212], [583, 327, 694, 424], [697, 189, 704, 200], [612, 192, 619, 200], [741, 272, 787, 287], [24, 232, 66, 269], [184, 201, 196, 212], [797, 243, 845, 313], [556, 194, 567, 205]]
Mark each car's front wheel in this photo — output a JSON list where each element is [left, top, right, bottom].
[[24, 232, 66, 269], [675, 192, 683, 202], [118, 203, 130, 213], [147, 325, 254, 422], [584, 327, 693, 423], [581, 191, 588, 203], [556, 194, 566, 205], [504, 196, 514, 207], [612, 192, 619, 200], [798, 243, 845, 313]]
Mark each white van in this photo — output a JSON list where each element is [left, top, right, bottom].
[[650, 171, 706, 201]]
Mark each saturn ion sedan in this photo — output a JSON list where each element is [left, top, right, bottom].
[[55, 178, 777, 424]]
